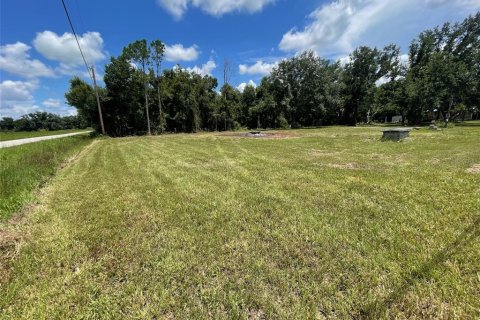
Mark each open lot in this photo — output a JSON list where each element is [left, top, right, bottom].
[[1, 126, 479, 318]]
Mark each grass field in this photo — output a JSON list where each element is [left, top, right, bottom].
[[0, 136, 93, 220], [1, 126, 479, 318], [0, 129, 90, 142]]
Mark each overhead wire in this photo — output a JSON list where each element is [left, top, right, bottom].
[[60, 0, 93, 81], [60, 0, 106, 135]]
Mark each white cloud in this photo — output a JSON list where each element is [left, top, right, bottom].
[[399, 54, 409, 67], [0, 80, 38, 102], [33, 31, 106, 67], [0, 104, 42, 118], [165, 44, 199, 62], [337, 55, 351, 67], [239, 61, 277, 76], [237, 80, 257, 92], [157, 0, 274, 19], [186, 60, 216, 76], [0, 80, 41, 118], [0, 80, 76, 118], [279, 0, 480, 56], [0, 42, 55, 78], [42, 98, 61, 108], [280, 0, 403, 54]]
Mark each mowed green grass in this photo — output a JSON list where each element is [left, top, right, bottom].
[[1, 127, 479, 319], [0, 136, 93, 220], [0, 129, 90, 142]]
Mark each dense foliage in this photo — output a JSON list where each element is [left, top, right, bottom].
[[0, 112, 88, 132], [66, 13, 479, 136]]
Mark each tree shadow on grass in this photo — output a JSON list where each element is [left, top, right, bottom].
[[360, 215, 480, 319]]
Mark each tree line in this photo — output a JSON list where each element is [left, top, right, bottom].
[[66, 13, 479, 136], [0, 112, 88, 132]]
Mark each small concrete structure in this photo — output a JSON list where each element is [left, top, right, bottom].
[[382, 128, 411, 141]]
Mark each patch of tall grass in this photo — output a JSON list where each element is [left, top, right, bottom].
[[0, 136, 92, 220]]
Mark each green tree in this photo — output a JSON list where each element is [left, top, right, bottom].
[[343, 45, 400, 126], [65, 77, 102, 130], [103, 55, 145, 136], [150, 40, 166, 132], [220, 84, 240, 130], [240, 84, 256, 127], [0, 117, 15, 130], [407, 13, 480, 126], [268, 51, 344, 127], [123, 40, 152, 134]]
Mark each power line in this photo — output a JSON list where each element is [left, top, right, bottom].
[[60, 0, 93, 81], [60, 0, 106, 135]]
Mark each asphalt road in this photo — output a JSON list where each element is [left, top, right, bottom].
[[0, 131, 92, 148]]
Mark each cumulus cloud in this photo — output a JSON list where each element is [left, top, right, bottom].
[[337, 55, 351, 67], [237, 80, 257, 92], [0, 104, 42, 118], [42, 98, 61, 108], [42, 98, 77, 116], [186, 60, 216, 76], [165, 44, 199, 62], [399, 54, 410, 67], [157, 0, 274, 19], [33, 31, 106, 67], [0, 80, 75, 118], [0, 80, 38, 102], [0, 42, 55, 78], [0, 80, 41, 118], [279, 0, 480, 56], [239, 61, 277, 76]]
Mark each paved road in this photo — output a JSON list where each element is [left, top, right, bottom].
[[0, 131, 92, 148]]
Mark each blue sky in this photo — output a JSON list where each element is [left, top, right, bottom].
[[1, 0, 479, 118]]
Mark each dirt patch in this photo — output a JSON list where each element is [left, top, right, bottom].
[[219, 131, 297, 139], [466, 164, 480, 174]]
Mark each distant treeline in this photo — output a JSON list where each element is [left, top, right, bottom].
[[0, 112, 88, 132], [66, 13, 479, 136]]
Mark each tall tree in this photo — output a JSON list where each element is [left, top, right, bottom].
[[123, 40, 152, 134], [240, 84, 256, 127], [343, 45, 400, 126], [65, 77, 102, 130], [220, 84, 240, 130], [407, 13, 480, 126], [103, 55, 145, 136], [268, 51, 344, 127], [150, 40, 166, 132]]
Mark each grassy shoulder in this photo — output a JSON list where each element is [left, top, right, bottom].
[[0, 136, 93, 221], [1, 126, 479, 318], [0, 129, 91, 142]]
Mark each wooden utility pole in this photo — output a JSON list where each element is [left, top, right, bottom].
[[91, 66, 106, 135]]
